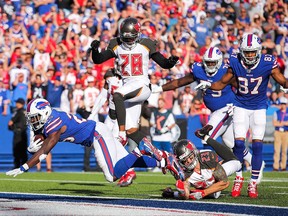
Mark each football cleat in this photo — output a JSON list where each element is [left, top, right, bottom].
[[248, 180, 258, 198], [117, 169, 136, 187], [142, 137, 163, 161], [163, 151, 185, 181], [194, 124, 213, 140], [231, 176, 244, 197]]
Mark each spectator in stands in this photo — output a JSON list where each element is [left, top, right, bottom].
[[179, 85, 194, 115], [150, 97, 176, 154], [10, 72, 29, 113], [189, 98, 210, 127], [272, 96, 288, 171], [0, 78, 10, 116], [8, 98, 27, 169], [45, 75, 65, 110]]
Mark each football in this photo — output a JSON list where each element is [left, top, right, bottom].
[[34, 134, 45, 142]]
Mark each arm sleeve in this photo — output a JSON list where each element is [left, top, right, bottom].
[[91, 49, 115, 64], [151, 52, 176, 69]]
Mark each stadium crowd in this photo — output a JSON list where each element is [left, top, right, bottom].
[[0, 0, 288, 118]]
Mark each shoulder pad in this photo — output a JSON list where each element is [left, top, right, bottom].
[[139, 38, 158, 55], [107, 38, 122, 51]]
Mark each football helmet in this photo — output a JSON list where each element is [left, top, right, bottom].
[[26, 98, 52, 131], [173, 139, 199, 171], [240, 33, 262, 66], [203, 47, 223, 76], [119, 17, 141, 49]]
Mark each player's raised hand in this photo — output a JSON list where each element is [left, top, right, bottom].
[[90, 40, 100, 51], [168, 55, 179, 65], [194, 81, 211, 91]]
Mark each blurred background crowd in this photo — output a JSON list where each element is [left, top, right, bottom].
[[0, 0, 288, 124]]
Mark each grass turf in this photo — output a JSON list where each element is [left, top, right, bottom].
[[0, 171, 287, 207]]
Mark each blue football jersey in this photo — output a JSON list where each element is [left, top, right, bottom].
[[192, 62, 236, 112], [229, 53, 278, 110], [43, 110, 96, 147]]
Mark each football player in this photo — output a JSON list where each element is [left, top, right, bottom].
[[88, 69, 137, 187], [162, 125, 241, 200], [6, 99, 185, 183], [195, 34, 288, 198], [89, 17, 179, 148]]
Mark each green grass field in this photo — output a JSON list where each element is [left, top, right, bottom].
[[0, 171, 287, 207]]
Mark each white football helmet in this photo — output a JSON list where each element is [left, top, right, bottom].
[[26, 98, 52, 131], [203, 47, 223, 76], [240, 33, 262, 65]]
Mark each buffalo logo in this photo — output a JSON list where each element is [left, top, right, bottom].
[[36, 101, 50, 110]]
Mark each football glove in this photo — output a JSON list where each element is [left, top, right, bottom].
[[226, 103, 235, 116], [6, 164, 29, 177], [168, 55, 179, 66], [151, 86, 163, 93], [194, 81, 211, 91], [90, 40, 100, 51], [189, 189, 205, 200], [27, 137, 43, 153], [280, 85, 288, 94], [162, 187, 175, 198]]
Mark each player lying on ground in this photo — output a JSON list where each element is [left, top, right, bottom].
[[6, 98, 185, 182], [162, 125, 241, 200]]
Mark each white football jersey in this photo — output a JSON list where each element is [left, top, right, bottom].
[[84, 87, 100, 112]]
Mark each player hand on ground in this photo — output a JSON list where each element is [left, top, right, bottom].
[[151, 86, 163, 93], [226, 103, 235, 116], [189, 189, 205, 200], [27, 137, 43, 153], [6, 168, 24, 177], [194, 81, 211, 91], [280, 86, 288, 94]]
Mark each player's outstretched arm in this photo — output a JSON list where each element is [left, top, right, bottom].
[[89, 40, 115, 64], [162, 73, 195, 92], [151, 52, 179, 69], [210, 68, 234, 90], [271, 67, 288, 89]]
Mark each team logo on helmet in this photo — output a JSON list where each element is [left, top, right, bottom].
[[36, 101, 50, 110]]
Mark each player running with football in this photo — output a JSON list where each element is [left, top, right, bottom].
[[89, 17, 179, 152], [6, 98, 185, 183], [195, 33, 288, 198]]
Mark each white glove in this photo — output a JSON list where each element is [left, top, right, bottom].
[[27, 137, 43, 153], [280, 85, 288, 94], [226, 103, 235, 116], [6, 164, 29, 177], [194, 81, 211, 91], [152, 86, 163, 93], [160, 127, 169, 134]]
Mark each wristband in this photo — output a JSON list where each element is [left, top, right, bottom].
[[20, 163, 29, 171]]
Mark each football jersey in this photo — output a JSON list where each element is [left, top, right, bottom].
[[187, 150, 219, 189], [108, 37, 157, 84], [43, 109, 96, 147], [229, 53, 278, 110], [192, 62, 236, 112]]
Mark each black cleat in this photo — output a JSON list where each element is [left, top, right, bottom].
[[195, 124, 213, 139]]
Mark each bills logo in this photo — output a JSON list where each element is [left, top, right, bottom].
[[36, 101, 50, 110]]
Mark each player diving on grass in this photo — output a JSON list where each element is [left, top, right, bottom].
[[6, 98, 184, 183], [162, 125, 241, 200]]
